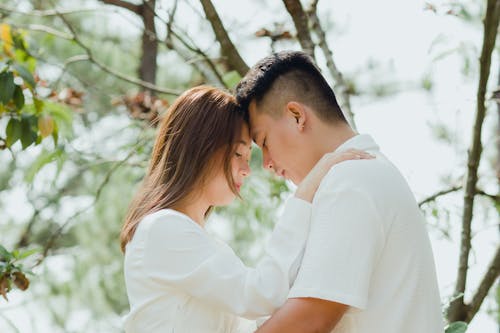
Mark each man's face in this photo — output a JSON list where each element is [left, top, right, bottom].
[[248, 100, 310, 185]]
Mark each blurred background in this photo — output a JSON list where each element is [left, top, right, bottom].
[[0, 0, 498, 332]]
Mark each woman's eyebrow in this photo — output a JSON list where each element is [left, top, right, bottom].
[[238, 140, 252, 149]]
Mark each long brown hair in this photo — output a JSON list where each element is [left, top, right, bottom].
[[120, 86, 245, 252]]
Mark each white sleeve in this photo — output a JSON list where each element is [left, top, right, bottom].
[[143, 197, 311, 319], [288, 184, 385, 310]]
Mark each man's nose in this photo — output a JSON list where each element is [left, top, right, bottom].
[[262, 151, 274, 170]]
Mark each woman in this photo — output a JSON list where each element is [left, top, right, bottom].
[[121, 86, 372, 332]]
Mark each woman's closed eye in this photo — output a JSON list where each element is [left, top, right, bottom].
[[235, 150, 251, 163]]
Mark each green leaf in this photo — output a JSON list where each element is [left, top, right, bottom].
[[52, 121, 59, 146], [12, 33, 28, 52], [0, 71, 15, 104], [20, 115, 38, 149], [25, 57, 36, 73], [25, 148, 64, 182], [12, 64, 36, 88], [34, 98, 44, 114], [445, 322, 468, 333], [13, 85, 24, 110], [0, 245, 13, 261], [46, 102, 73, 138], [17, 248, 39, 260], [5, 117, 22, 147]]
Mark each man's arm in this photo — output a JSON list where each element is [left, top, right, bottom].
[[256, 297, 348, 333]]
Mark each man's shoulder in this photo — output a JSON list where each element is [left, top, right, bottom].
[[322, 155, 389, 186], [318, 154, 410, 199]]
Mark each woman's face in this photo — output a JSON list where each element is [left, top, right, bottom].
[[204, 123, 252, 206]]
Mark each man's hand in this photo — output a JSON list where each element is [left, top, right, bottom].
[[256, 297, 348, 333]]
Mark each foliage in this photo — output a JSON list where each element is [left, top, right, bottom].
[[0, 23, 73, 151], [0, 22, 74, 303], [0, 245, 38, 301]]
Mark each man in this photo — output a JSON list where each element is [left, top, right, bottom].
[[235, 51, 443, 333]]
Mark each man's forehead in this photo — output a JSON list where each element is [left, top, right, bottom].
[[249, 127, 260, 143], [247, 101, 261, 141]]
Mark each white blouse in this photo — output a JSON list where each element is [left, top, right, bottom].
[[123, 197, 312, 333]]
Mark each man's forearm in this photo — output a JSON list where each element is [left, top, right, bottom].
[[256, 298, 347, 333]]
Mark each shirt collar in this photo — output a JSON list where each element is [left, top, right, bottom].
[[334, 134, 380, 153]]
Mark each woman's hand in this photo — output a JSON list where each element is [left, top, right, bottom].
[[295, 149, 375, 202]]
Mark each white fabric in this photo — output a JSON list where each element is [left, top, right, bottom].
[[289, 134, 443, 333], [123, 197, 311, 333]]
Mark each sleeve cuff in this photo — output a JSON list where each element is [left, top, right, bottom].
[[288, 287, 367, 310]]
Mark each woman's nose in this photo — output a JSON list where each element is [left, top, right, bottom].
[[241, 161, 251, 177]]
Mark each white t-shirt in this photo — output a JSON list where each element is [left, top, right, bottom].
[[123, 197, 311, 333], [289, 134, 443, 333]]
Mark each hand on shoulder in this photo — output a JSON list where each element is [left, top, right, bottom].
[[295, 149, 375, 202]]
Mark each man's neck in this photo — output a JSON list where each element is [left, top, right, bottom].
[[313, 122, 357, 157]]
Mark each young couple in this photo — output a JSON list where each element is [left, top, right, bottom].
[[121, 51, 443, 333]]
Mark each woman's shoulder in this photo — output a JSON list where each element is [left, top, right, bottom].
[[136, 209, 212, 250], [136, 209, 201, 235]]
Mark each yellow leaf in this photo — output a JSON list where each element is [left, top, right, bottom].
[[38, 115, 55, 138], [0, 24, 13, 56]]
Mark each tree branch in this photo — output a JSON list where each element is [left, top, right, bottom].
[[99, 0, 141, 14], [476, 189, 500, 204], [418, 185, 463, 207], [53, 7, 181, 96], [10, 23, 73, 40], [466, 245, 500, 322], [282, 0, 315, 59], [36, 146, 138, 265], [138, 0, 227, 87], [171, 26, 227, 87], [306, 2, 357, 130], [448, 0, 500, 322], [199, 0, 249, 77], [0, 4, 100, 17], [100, 0, 158, 88]]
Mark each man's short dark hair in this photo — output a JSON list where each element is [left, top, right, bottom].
[[235, 50, 347, 123]]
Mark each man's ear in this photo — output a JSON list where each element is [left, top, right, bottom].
[[285, 101, 307, 132]]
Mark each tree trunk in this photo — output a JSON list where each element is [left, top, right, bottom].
[[139, 0, 158, 89], [448, 0, 500, 323]]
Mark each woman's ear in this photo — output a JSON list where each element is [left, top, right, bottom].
[[285, 101, 307, 131]]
